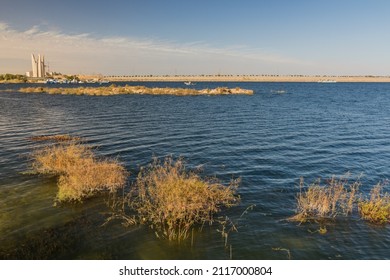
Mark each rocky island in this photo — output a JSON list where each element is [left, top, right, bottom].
[[16, 85, 254, 96]]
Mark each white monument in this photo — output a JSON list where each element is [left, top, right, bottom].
[[31, 54, 45, 78]]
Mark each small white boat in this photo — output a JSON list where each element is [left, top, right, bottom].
[[318, 80, 337, 83], [184, 81, 196, 86]]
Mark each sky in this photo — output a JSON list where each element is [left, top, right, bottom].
[[1, 0, 390, 76]]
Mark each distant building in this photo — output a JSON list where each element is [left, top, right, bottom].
[[30, 54, 45, 78]]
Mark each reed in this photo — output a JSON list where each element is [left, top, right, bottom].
[[290, 176, 359, 222], [359, 184, 390, 224], [128, 157, 240, 241], [30, 140, 128, 202]]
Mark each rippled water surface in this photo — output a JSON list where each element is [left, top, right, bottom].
[[1, 82, 390, 259]]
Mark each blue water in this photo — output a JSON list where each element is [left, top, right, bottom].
[[1, 82, 390, 259]]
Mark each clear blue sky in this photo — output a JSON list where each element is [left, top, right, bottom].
[[1, 0, 390, 75]]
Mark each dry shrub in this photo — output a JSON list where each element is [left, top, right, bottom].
[[359, 184, 390, 224], [31, 141, 128, 202], [130, 157, 240, 241], [290, 176, 359, 222]]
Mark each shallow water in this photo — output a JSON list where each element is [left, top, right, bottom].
[[1, 82, 390, 259]]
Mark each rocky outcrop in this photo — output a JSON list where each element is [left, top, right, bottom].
[[17, 85, 254, 96]]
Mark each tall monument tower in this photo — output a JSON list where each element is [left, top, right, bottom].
[[31, 54, 45, 78]]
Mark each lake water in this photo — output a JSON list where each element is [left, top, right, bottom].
[[1, 82, 390, 259]]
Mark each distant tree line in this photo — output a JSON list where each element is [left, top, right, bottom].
[[63, 75, 80, 81], [0, 73, 27, 82]]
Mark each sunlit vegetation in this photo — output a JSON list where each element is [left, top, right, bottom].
[[290, 175, 390, 225], [26, 131, 390, 249], [359, 184, 390, 224], [30, 137, 128, 202], [109, 157, 240, 241], [289, 176, 360, 223], [27, 135, 241, 241], [17, 85, 254, 96]]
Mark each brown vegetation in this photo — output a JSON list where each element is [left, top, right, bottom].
[[290, 176, 359, 223], [17, 85, 254, 96], [124, 157, 240, 241], [359, 184, 390, 224], [30, 140, 128, 202], [27, 135, 242, 241], [290, 175, 390, 225]]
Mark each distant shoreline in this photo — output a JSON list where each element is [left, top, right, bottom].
[[2, 75, 390, 84], [105, 75, 390, 83]]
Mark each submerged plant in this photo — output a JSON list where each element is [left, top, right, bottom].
[[30, 138, 128, 202], [128, 157, 240, 241], [359, 184, 390, 224]]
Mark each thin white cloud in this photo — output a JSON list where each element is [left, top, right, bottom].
[[0, 23, 308, 75], [0, 22, 9, 31], [24, 25, 40, 35]]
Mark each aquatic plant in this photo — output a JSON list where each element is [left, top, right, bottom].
[[127, 157, 240, 241], [359, 184, 390, 224], [30, 140, 128, 202], [290, 176, 359, 223]]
